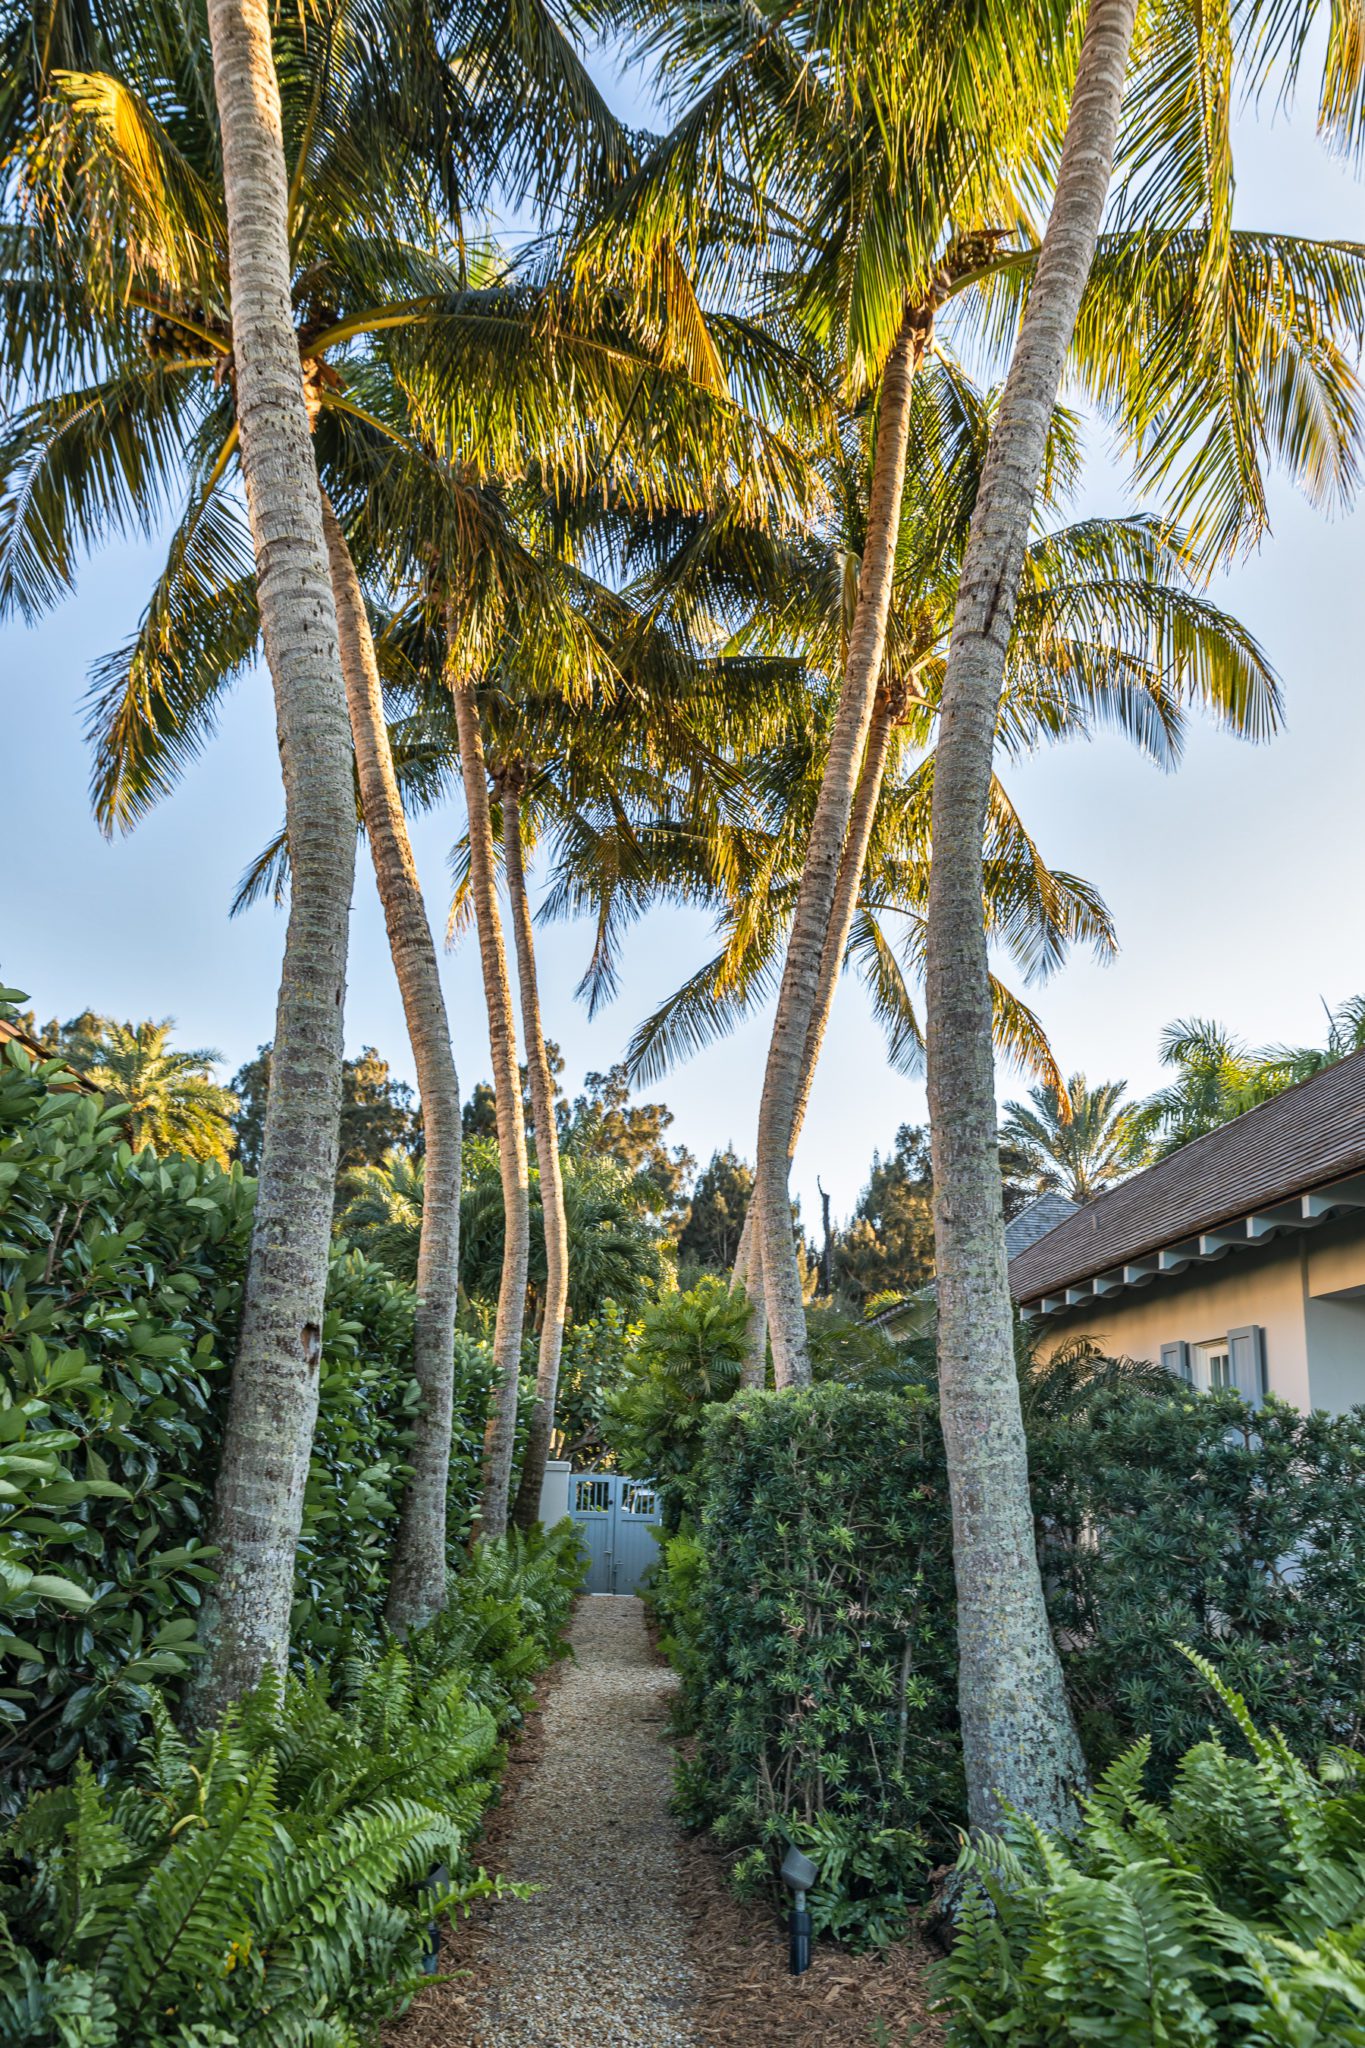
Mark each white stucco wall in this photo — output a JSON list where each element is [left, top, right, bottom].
[[537, 1459, 572, 1527]]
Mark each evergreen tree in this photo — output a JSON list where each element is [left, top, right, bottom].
[[677, 1148, 755, 1274], [232, 1044, 419, 1179], [558, 1066, 695, 1228], [834, 1126, 935, 1306]]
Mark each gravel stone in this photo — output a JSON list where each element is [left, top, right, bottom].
[[455, 1595, 702, 2046]]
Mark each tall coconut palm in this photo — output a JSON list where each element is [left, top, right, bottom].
[[189, 0, 356, 1713], [1000, 1073, 1147, 1202], [923, 0, 1365, 1833], [451, 677, 529, 1542], [499, 768, 571, 1532], [576, 0, 1067, 1386], [4, 0, 811, 1598]]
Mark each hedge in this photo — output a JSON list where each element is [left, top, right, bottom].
[[0, 1041, 497, 1800], [661, 1373, 1365, 1945], [666, 1386, 960, 1947]]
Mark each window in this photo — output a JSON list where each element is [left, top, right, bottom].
[[1196, 1340, 1233, 1390], [1162, 1327, 1265, 1402]]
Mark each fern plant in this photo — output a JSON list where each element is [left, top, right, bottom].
[[0, 1527, 583, 2045], [939, 1655, 1365, 2046]]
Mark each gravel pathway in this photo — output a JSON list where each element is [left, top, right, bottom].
[[456, 1595, 703, 2046]]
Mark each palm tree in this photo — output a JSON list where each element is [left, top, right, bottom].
[[499, 768, 571, 1533], [66, 1017, 239, 1163], [1133, 998, 1365, 1157], [922, 0, 1365, 1833], [450, 678, 528, 1542], [1000, 1074, 1146, 1202], [190, 0, 356, 1715], [4, 0, 805, 1604], [578, 0, 1067, 1388], [339, 1144, 665, 1318]]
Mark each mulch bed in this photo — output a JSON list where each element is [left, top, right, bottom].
[[676, 1816, 945, 2048]]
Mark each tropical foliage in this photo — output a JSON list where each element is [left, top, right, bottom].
[[1001, 1072, 1148, 1201], [28, 1012, 238, 1164], [652, 1354, 1365, 1944], [1137, 997, 1365, 1155], [0, 1525, 581, 2046], [0, 1030, 497, 1802], [940, 1664, 1365, 2047]]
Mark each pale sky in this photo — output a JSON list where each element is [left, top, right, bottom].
[[2, 53, 1361, 1227]]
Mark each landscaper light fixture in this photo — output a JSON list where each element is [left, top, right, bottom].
[[780, 1843, 818, 1976]]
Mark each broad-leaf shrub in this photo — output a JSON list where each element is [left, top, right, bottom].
[[0, 1044, 491, 1798], [670, 1387, 960, 1947], [939, 1658, 1365, 2046], [0, 1526, 583, 2047], [603, 1278, 749, 1528]]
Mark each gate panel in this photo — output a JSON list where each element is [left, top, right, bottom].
[[568, 1474, 614, 1593], [613, 1480, 662, 1596], [566, 1475, 662, 1595]]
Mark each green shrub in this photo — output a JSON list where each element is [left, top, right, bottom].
[[0, 1042, 493, 1799], [1030, 1385, 1365, 1781], [0, 1525, 583, 2047], [671, 1386, 960, 1948], [602, 1277, 750, 1528], [939, 1657, 1365, 2046]]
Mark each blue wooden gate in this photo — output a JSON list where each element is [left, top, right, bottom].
[[568, 1474, 662, 1595]]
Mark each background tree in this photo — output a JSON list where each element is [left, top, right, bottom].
[[1135, 998, 1365, 1157], [231, 1043, 419, 1180], [558, 1066, 695, 1231], [1000, 1073, 1147, 1202], [833, 1125, 936, 1307], [48, 1015, 238, 1163], [677, 1148, 754, 1275], [339, 1143, 665, 1323]]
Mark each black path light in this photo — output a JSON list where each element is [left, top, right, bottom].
[[780, 1843, 818, 1976]]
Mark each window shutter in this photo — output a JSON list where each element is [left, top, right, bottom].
[[1160, 1341, 1191, 1382], [1227, 1325, 1266, 1405]]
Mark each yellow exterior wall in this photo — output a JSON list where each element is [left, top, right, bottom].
[[1031, 1238, 1313, 1409]]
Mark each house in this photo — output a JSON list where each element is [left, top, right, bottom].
[[1009, 1050, 1365, 1413]]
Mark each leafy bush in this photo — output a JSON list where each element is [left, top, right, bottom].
[[0, 1041, 493, 1800], [602, 1278, 750, 1528], [0, 1051, 250, 1789], [1030, 1384, 1365, 1781], [552, 1302, 640, 1466], [670, 1386, 960, 1947], [0, 1525, 583, 2047], [940, 1657, 1365, 2046]]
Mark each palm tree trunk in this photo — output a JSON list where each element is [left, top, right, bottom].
[[503, 780, 571, 1531], [755, 341, 921, 1389], [452, 676, 529, 1541], [924, 0, 1138, 1835], [320, 497, 461, 1632], [789, 684, 900, 1147], [189, 0, 355, 1718], [733, 688, 899, 1381]]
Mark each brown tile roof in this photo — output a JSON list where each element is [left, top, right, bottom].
[[1009, 1048, 1365, 1304]]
